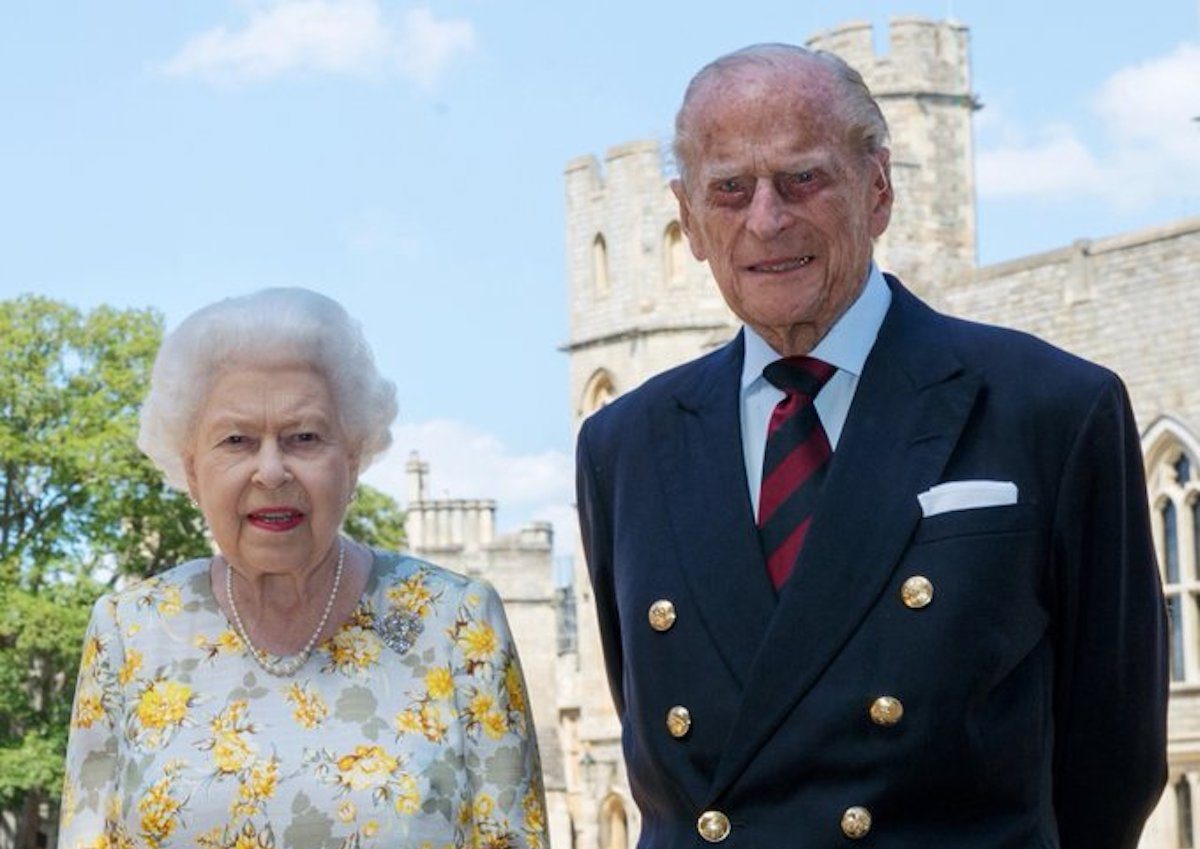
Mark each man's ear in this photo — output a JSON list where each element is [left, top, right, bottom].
[[868, 148, 894, 238], [670, 178, 708, 262]]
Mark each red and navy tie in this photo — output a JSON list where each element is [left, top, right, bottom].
[[757, 356, 836, 589]]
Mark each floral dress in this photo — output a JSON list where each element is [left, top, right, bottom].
[[57, 550, 547, 849]]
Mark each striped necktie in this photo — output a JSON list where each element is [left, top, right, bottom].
[[758, 356, 836, 589]]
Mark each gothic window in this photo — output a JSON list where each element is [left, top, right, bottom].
[[664, 221, 687, 287], [1179, 776, 1194, 848], [1194, 498, 1200, 570], [1145, 419, 1200, 686], [592, 234, 610, 296], [1166, 501, 1181, 583], [580, 369, 617, 416]]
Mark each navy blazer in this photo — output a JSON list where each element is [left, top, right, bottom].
[[576, 277, 1168, 848]]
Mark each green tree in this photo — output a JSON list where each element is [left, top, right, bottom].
[[343, 483, 406, 551], [0, 296, 208, 848]]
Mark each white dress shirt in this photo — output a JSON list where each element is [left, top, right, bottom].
[[740, 264, 892, 518]]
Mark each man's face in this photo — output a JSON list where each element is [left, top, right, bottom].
[[672, 63, 892, 356]]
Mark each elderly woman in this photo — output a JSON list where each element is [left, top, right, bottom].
[[58, 288, 546, 849]]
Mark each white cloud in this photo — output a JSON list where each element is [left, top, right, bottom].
[[163, 1, 476, 88], [976, 126, 1101, 198], [977, 42, 1200, 208], [361, 419, 576, 554], [396, 8, 476, 89]]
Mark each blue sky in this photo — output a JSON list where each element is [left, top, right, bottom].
[[1, 1, 1197, 555]]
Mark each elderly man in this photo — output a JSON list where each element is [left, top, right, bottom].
[[575, 44, 1167, 847]]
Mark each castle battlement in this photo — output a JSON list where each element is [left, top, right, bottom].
[[807, 17, 970, 96]]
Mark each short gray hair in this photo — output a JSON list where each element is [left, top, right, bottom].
[[138, 287, 398, 490], [673, 43, 890, 186]]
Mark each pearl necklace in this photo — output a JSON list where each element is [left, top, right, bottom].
[[224, 538, 345, 677]]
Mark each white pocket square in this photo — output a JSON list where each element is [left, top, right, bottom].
[[917, 480, 1018, 518]]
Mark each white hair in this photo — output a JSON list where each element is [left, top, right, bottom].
[[673, 43, 890, 187], [138, 287, 398, 490]]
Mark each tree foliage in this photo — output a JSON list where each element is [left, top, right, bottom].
[[344, 484, 407, 552], [0, 297, 208, 586], [0, 296, 208, 841]]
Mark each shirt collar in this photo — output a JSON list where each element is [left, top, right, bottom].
[[741, 263, 892, 390]]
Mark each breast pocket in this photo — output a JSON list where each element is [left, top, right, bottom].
[[911, 502, 1040, 545], [899, 500, 1049, 680]]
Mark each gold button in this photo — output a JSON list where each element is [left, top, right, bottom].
[[697, 810, 731, 843], [900, 575, 934, 609], [648, 599, 677, 632], [841, 806, 872, 839], [869, 695, 904, 726], [666, 705, 692, 738]]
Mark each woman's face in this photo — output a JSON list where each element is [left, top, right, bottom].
[[185, 364, 357, 577]]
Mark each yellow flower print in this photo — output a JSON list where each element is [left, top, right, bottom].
[[524, 787, 546, 845], [337, 799, 357, 823], [362, 820, 380, 837], [335, 745, 399, 791], [283, 681, 329, 729], [204, 700, 256, 775], [216, 629, 244, 653], [157, 586, 183, 616], [457, 621, 498, 664], [469, 691, 495, 717], [80, 635, 102, 670], [117, 649, 143, 686], [228, 821, 275, 849], [196, 826, 224, 849], [71, 683, 104, 729], [387, 573, 436, 617], [395, 709, 423, 735], [325, 625, 382, 673], [212, 730, 254, 775], [394, 773, 420, 815], [481, 710, 508, 741], [473, 793, 495, 820], [396, 702, 448, 743], [134, 680, 193, 745], [195, 629, 245, 661], [418, 703, 447, 743], [59, 779, 76, 828], [137, 773, 183, 845], [232, 757, 279, 817], [504, 660, 527, 714], [425, 665, 454, 700]]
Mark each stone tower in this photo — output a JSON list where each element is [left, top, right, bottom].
[[809, 18, 977, 301]]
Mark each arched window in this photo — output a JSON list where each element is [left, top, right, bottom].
[[1193, 497, 1200, 575], [663, 222, 687, 287], [592, 234, 610, 296], [1144, 418, 1200, 685], [580, 369, 617, 416], [1165, 501, 1181, 583], [1178, 775, 1194, 848]]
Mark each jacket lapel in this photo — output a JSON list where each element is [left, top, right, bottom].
[[707, 278, 983, 797], [651, 332, 777, 685]]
